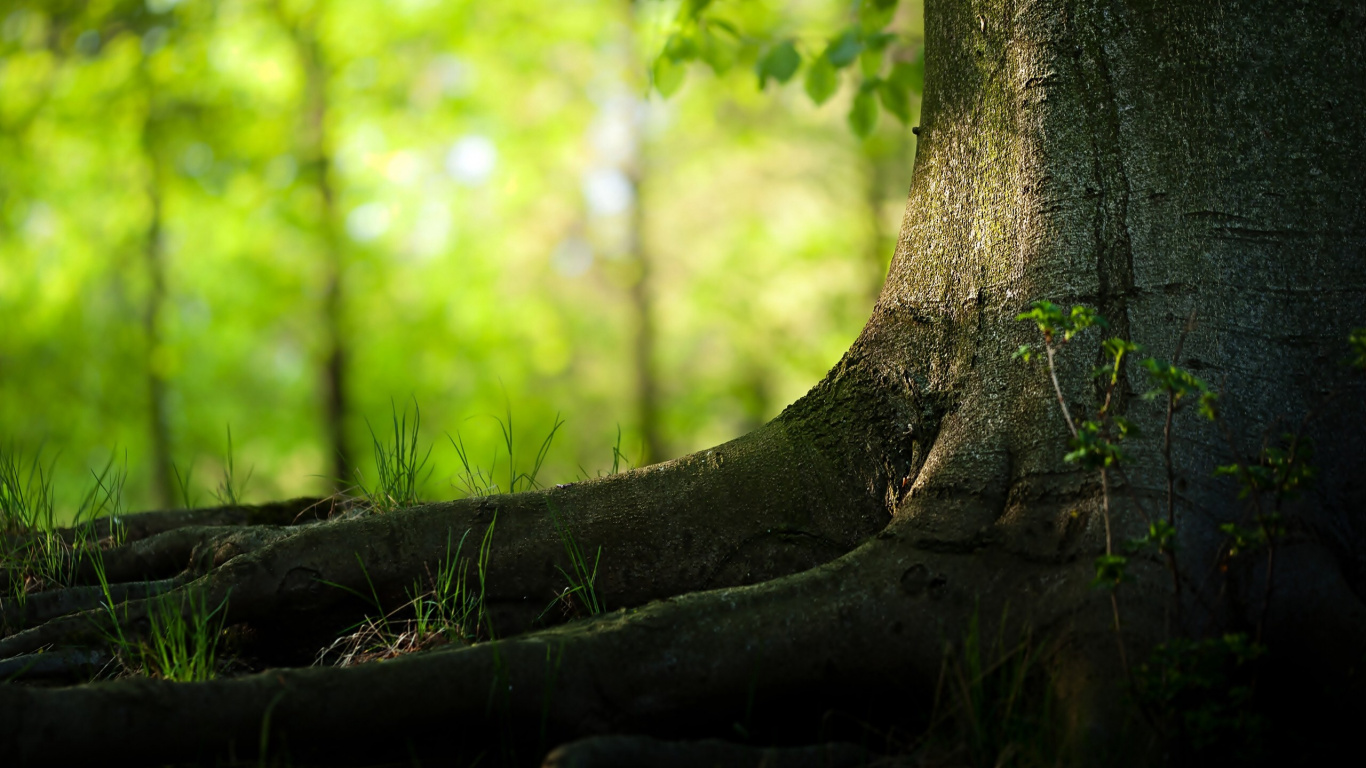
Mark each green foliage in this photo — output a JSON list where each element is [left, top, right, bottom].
[[1064, 418, 1137, 469], [849, 81, 880, 137], [171, 462, 199, 510], [1217, 514, 1285, 559], [802, 51, 839, 104], [653, 0, 923, 138], [3, 0, 893, 511], [1091, 553, 1129, 589], [1128, 518, 1178, 555], [356, 401, 433, 513], [1215, 436, 1315, 501], [1134, 634, 1267, 758], [1015, 301, 1106, 343], [755, 39, 800, 87], [1348, 328, 1366, 370], [1093, 337, 1141, 387], [1014, 313, 1357, 758], [1142, 359, 1218, 419], [316, 525, 498, 666]]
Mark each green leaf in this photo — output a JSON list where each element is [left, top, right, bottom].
[[652, 55, 686, 97], [889, 54, 924, 95], [756, 40, 801, 88], [664, 31, 700, 64], [699, 28, 736, 75], [707, 18, 740, 39], [1092, 554, 1129, 589], [1349, 327, 1366, 370], [859, 46, 883, 78], [849, 85, 878, 137], [858, 0, 899, 31], [803, 54, 838, 105], [678, 0, 714, 21], [879, 78, 910, 123], [826, 30, 863, 68]]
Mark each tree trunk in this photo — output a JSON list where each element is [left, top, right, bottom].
[[3, 1, 1364, 765], [139, 82, 176, 511], [279, 2, 354, 491]]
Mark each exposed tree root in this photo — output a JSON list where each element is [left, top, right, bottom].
[[542, 735, 869, 768], [3, 496, 335, 551], [0, 576, 182, 635], [0, 533, 1102, 766], [0, 415, 897, 658]]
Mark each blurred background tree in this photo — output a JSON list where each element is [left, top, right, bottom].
[[0, 0, 922, 515]]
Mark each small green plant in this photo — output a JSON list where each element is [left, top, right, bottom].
[[0, 444, 56, 534], [1014, 301, 1140, 583], [542, 501, 603, 619], [213, 426, 252, 506], [449, 409, 564, 497], [143, 588, 230, 682], [171, 461, 200, 509], [577, 425, 637, 480], [317, 514, 498, 666], [90, 551, 228, 681], [90, 548, 131, 660], [608, 426, 632, 476], [1133, 634, 1266, 761], [8, 452, 128, 601], [407, 528, 485, 644], [356, 400, 433, 513], [1015, 304, 1366, 755]]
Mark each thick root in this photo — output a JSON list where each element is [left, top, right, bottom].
[[542, 736, 869, 768], [0, 530, 1104, 766], [1, 419, 890, 658]]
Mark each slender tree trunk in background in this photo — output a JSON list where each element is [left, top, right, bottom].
[[281, 6, 352, 490], [138, 88, 175, 510], [3, 1, 1365, 765], [626, 163, 663, 466], [625, 0, 664, 466]]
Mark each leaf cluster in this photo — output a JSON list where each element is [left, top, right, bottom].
[[1133, 634, 1267, 756], [1214, 436, 1315, 502], [653, 0, 922, 137]]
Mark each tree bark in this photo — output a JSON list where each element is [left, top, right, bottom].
[[2, 0, 1364, 765]]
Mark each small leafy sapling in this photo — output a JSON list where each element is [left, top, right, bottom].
[[1137, 337, 1218, 624], [1015, 301, 1132, 578]]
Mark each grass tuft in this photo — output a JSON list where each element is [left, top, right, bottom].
[[0, 444, 56, 534], [542, 501, 603, 620], [317, 514, 499, 666], [450, 410, 564, 497], [913, 610, 1062, 767], [356, 399, 433, 513], [213, 426, 252, 506], [91, 553, 228, 682]]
